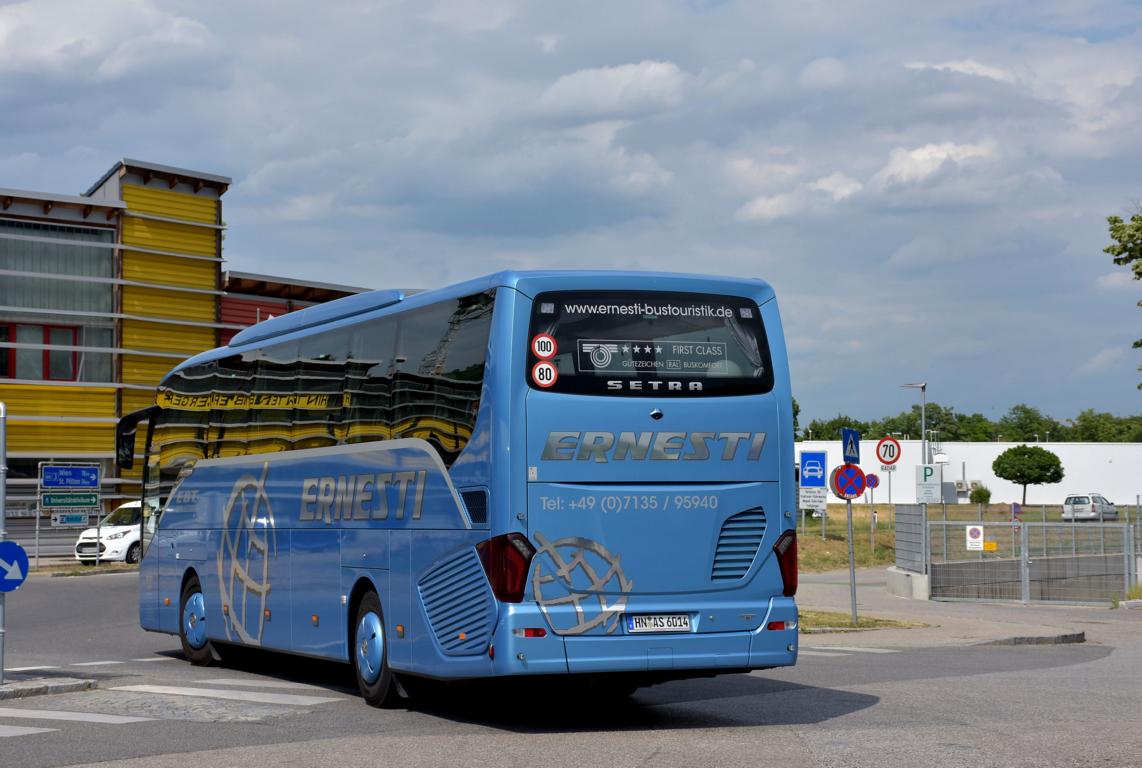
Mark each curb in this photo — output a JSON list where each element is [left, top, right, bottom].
[[1119, 600, 1142, 610], [0, 676, 98, 700], [978, 631, 1086, 647], [49, 568, 138, 578]]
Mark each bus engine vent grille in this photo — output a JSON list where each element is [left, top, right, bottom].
[[418, 547, 497, 656], [461, 489, 488, 525], [711, 508, 767, 581]]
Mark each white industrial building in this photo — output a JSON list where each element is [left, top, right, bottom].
[[796, 440, 1142, 508]]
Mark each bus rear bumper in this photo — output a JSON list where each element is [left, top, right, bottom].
[[490, 598, 798, 676]]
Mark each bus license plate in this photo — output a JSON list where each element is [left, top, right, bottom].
[[626, 614, 691, 634]]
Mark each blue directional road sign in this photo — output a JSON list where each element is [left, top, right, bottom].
[[799, 451, 827, 488], [0, 541, 30, 593], [41, 464, 100, 490], [841, 428, 861, 464]]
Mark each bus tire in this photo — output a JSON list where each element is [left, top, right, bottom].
[[179, 575, 218, 666], [353, 591, 399, 708]]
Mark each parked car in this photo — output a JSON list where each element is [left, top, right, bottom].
[[1061, 494, 1117, 522], [74, 500, 155, 564]]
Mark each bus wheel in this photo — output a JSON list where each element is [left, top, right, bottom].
[[179, 576, 218, 666], [353, 592, 399, 708]]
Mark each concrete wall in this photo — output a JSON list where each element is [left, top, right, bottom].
[[796, 440, 1142, 506]]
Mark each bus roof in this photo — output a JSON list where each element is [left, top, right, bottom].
[[169, 270, 775, 376]]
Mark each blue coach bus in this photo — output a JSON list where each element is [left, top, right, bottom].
[[116, 270, 799, 706]]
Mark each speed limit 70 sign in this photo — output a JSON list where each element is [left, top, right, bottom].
[[876, 436, 901, 470]]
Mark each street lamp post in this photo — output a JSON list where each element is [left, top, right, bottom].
[[901, 382, 928, 463]]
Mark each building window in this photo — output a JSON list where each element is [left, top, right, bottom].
[[1, 323, 79, 381]]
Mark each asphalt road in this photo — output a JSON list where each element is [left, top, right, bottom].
[[2, 571, 1141, 768]]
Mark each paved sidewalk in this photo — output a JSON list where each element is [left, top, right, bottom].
[[798, 567, 1142, 647]]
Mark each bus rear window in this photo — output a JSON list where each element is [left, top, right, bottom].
[[527, 290, 774, 396]]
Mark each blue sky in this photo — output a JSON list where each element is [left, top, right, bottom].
[[2, 0, 1140, 422]]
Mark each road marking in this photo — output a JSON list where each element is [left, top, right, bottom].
[[798, 650, 849, 657], [110, 685, 342, 706], [3, 666, 60, 672], [196, 678, 326, 690], [0, 708, 152, 724], [0, 724, 57, 738], [805, 646, 899, 654], [71, 661, 126, 667], [131, 657, 176, 663]]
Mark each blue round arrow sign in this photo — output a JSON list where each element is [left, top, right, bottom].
[[0, 540, 30, 593]]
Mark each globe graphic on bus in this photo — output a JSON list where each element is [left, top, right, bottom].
[[216, 464, 276, 645], [531, 532, 633, 635]]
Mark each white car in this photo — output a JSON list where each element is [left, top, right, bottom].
[[1061, 494, 1117, 522], [74, 501, 151, 564]]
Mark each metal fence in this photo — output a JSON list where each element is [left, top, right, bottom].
[[895, 504, 926, 574], [929, 520, 1137, 603]]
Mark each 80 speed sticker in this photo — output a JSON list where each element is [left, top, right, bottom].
[[531, 333, 557, 360], [532, 361, 558, 388]]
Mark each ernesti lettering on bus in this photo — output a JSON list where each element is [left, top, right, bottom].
[[541, 431, 766, 462], [299, 470, 427, 524]]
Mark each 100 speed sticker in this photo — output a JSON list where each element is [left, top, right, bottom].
[[531, 333, 557, 360]]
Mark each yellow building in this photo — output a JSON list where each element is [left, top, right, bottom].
[[1, 159, 361, 520]]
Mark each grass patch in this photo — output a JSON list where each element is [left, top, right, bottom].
[[1126, 584, 1142, 601], [798, 609, 923, 631], [798, 505, 896, 572]]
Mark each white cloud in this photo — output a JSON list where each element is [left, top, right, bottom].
[[798, 57, 847, 89], [871, 139, 999, 188], [1077, 348, 1127, 375], [735, 189, 807, 223], [808, 172, 862, 201], [420, 0, 517, 33], [540, 60, 689, 119], [724, 157, 805, 193], [0, 0, 212, 79], [906, 59, 1016, 84], [535, 34, 559, 53], [1095, 271, 1137, 290]]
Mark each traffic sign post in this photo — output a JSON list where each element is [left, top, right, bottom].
[[916, 464, 941, 504], [38, 462, 102, 567], [842, 428, 861, 464], [798, 451, 828, 537], [830, 460, 866, 627]]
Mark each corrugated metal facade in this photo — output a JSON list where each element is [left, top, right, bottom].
[[115, 176, 225, 499]]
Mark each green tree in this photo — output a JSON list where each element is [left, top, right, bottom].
[[804, 414, 869, 441], [792, 397, 801, 437], [996, 404, 1062, 443], [992, 445, 1064, 504], [868, 402, 997, 442], [1103, 211, 1142, 388], [969, 485, 992, 504], [1067, 409, 1126, 441]]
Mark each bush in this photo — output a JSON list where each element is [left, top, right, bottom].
[[969, 485, 992, 504]]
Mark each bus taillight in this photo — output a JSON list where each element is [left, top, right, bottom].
[[773, 530, 797, 597], [476, 533, 536, 603]]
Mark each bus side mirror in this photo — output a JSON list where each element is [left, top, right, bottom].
[[116, 406, 160, 470]]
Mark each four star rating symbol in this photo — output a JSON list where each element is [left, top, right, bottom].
[[623, 344, 664, 354]]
